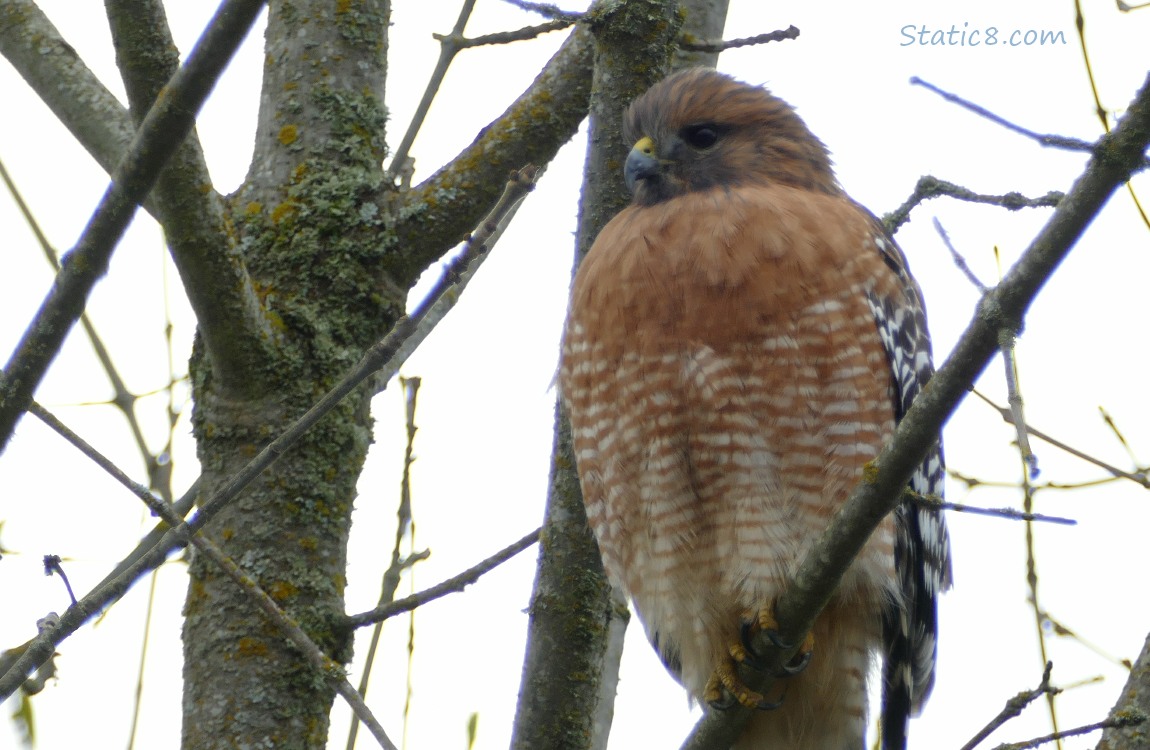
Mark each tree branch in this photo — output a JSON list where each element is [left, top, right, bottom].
[[681, 69, 1150, 750], [0, 165, 541, 701], [105, 0, 274, 394], [0, 0, 268, 454], [1096, 630, 1150, 749], [386, 24, 594, 288], [0, 0, 136, 185], [345, 528, 541, 628]]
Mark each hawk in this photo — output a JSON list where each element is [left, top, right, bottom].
[[559, 68, 952, 749]]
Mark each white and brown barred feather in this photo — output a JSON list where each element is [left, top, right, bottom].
[[864, 226, 953, 749], [561, 67, 952, 750]]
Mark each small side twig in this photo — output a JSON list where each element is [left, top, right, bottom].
[[42, 556, 77, 606], [27, 402, 399, 750], [345, 527, 541, 629], [911, 76, 1150, 171], [960, 662, 1059, 750], [973, 391, 1150, 488], [999, 328, 1039, 479], [501, 0, 583, 23], [435, 19, 573, 49], [906, 491, 1075, 526], [373, 165, 542, 393], [884, 175, 1062, 233], [679, 25, 800, 52], [933, 217, 989, 292], [990, 714, 1144, 750]]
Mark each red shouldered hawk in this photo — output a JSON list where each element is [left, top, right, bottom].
[[559, 68, 952, 750]]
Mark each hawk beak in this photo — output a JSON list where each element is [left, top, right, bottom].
[[624, 136, 660, 193]]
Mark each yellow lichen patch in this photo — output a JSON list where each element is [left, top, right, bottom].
[[336, 0, 351, 13], [245, 202, 263, 216], [221, 527, 235, 541], [236, 637, 268, 658], [268, 580, 299, 602], [278, 124, 299, 146], [299, 536, 319, 552], [271, 201, 299, 224]]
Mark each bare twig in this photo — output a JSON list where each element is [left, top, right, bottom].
[[884, 175, 1062, 233], [435, 20, 573, 50], [374, 166, 543, 393], [346, 528, 541, 628], [0, 157, 173, 500], [0, 166, 541, 701], [681, 70, 1150, 750], [501, 0, 583, 23], [347, 375, 425, 750], [385, 0, 478, 182], [960, 662, 1059, 750], [679, 25, 799, 52], [991, 714, 1143, 750], [933, 217, 989, 291], [26, 401, 399, 749], [911, 76, 1150, 171], [0, 0, 267, 453], [42, 556, 77, 606], [907, 492, 1075, 526], [1036, 608, 1133, 670], [973, 391, 1150, 488], [1000, 329, 1039, 479]]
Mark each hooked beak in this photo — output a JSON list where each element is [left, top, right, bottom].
[[624, 136, 660, 193]]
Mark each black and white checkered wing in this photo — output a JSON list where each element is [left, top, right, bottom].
[[866, 232, 953, 750]]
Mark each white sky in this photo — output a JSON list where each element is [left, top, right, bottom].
[[2, 1, 1150, 749]]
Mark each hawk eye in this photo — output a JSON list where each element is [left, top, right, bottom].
[[683, 124, 719, 149]]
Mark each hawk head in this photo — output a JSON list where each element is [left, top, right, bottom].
[[623, 68, 840, 206]]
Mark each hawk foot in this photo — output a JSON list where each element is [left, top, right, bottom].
[[704, 655, 785, 712], [740, 603, 817, 676]]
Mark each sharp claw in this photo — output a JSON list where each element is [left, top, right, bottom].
[[778, 648, 812, 675], [762, 627, 793, 650], [753, 692, 785, 711], [737, 621, 769, 671], [708, 692, 738, 711]]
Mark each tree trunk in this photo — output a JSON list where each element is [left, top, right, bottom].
[[181, 2, 391, 747]]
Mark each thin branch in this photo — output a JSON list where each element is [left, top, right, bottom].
[[933, 217, 989, 292], [0, 0, 268, 454], [385, 0, 478, 182], [681, 70, 1150, 750], [41, 555, 78, 606], [678, 25, 799, 52], [0, 157, 163, 488], [1074, 1, 1150, 230], [1000, 329, 1039, 478], [347, 375, 425, 750], [0, 0, 138, 191], [501, 0, 583, 23], [911, 76, 1150, 171], [961, 662, 1059, 750], [907, 492, 1075, 526], [973, 391, 1150, 488], [994, 715, 1143, 750], [1036, 607, 1133, 671], [373, 166, 544, 393], [434, 20, 574, 50], [387, 25, 593, 289], [105, 0, 273, 394], [345, 528, 541, 628], [884, 175, 1062, 233], [0, 165, 541, 701], [25, 401, 399, 750]]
